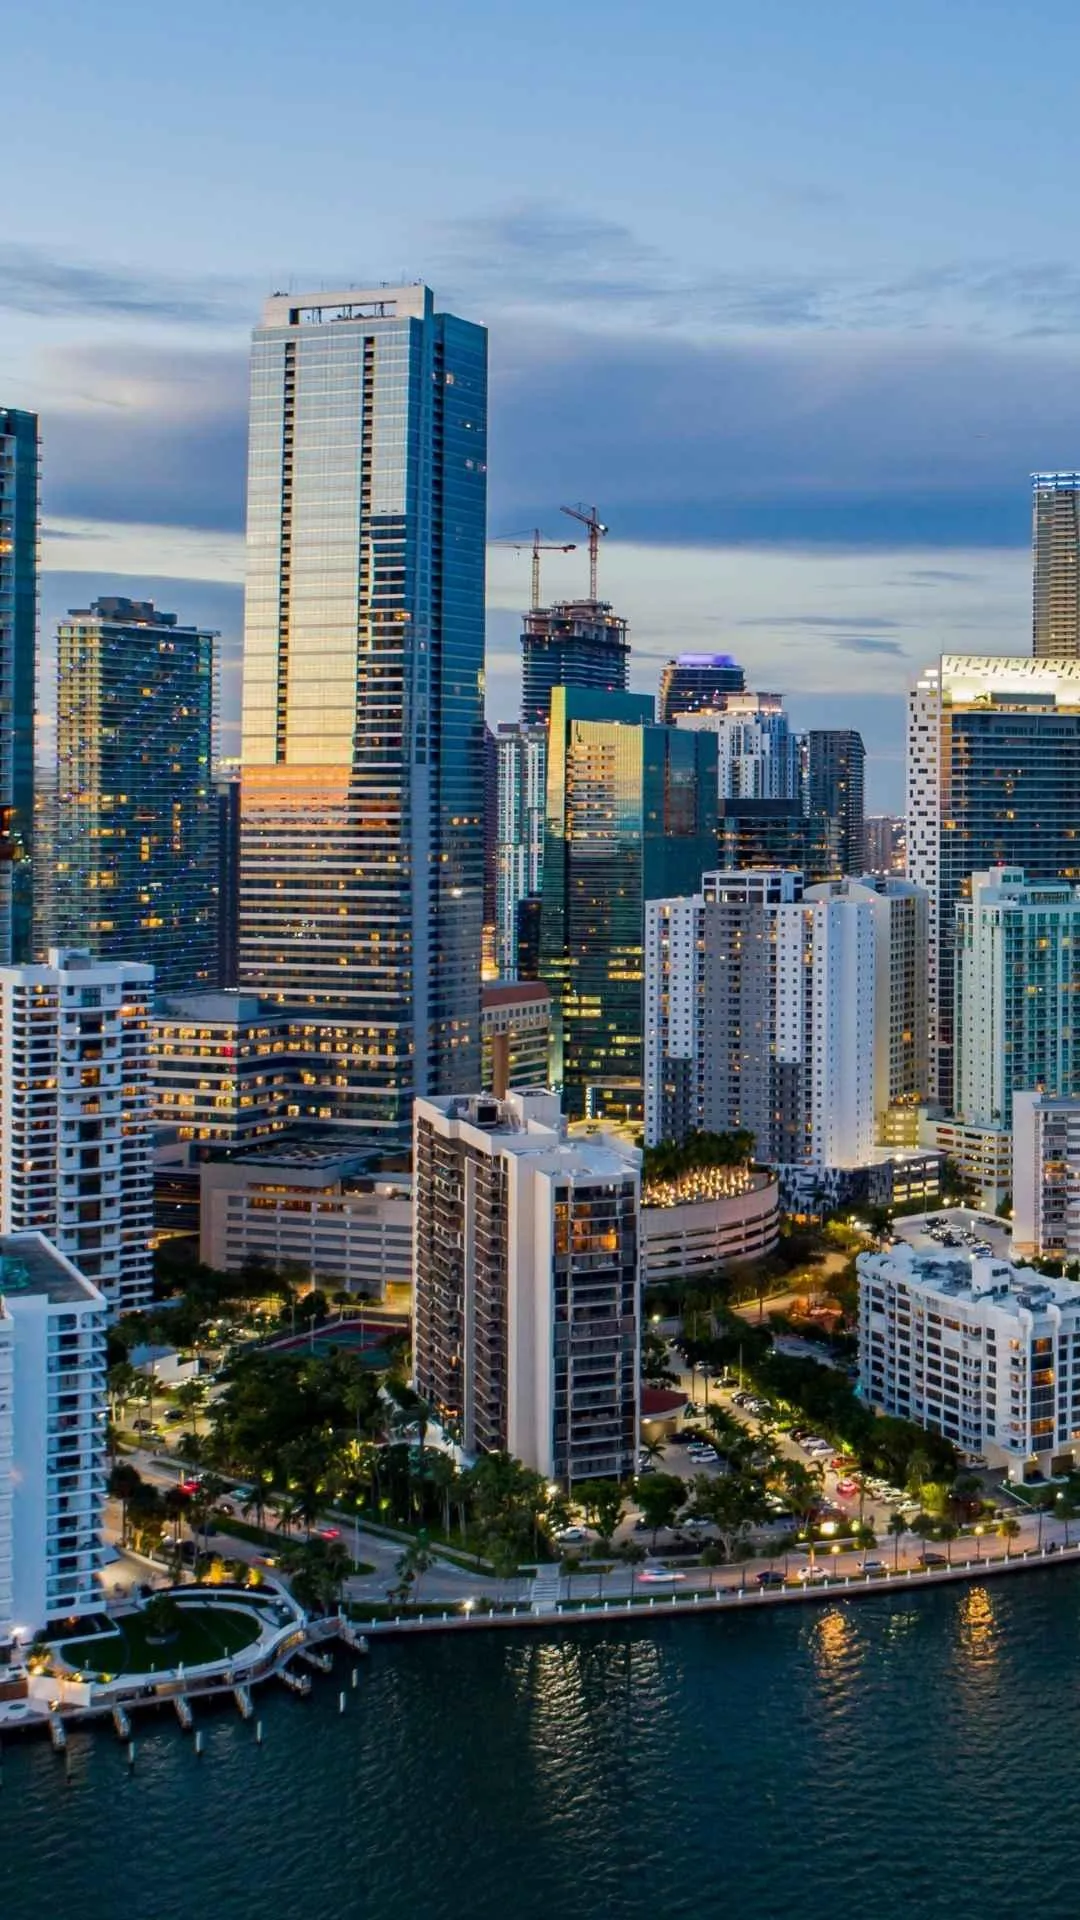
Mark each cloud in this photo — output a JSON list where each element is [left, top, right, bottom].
[[40, 343, 248, 533], [834, 635, 906, 656], [736, 614, 902, 631], [0, 244, 247, 325]]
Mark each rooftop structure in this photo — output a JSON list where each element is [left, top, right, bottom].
[[658, 653, 746, 725]]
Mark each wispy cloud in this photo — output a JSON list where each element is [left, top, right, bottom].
[[834, 634, 906, 656], [0, 244, 248, 325]]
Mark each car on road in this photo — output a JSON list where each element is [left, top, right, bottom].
[[554, 1526, 590, 1545], [919, 1551, 948, 1567], [756, 1569, 785, 1587], [637, 1566, 686, 1584], [836, 1478, 860, 1498], [132, 1418, 158, 1435], [177, 1476, 203, 1496], [861, 1559, 886, 1575], [317, 1526, 342, 1541], [163, 1407, 184, 1424], [257, 1550, 279, 1567], [797, 1567, 828, 1584]]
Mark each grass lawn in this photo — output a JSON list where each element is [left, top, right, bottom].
[[55, 1603, 261, 1678]]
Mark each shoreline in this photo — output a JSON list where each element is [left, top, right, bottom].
[[349, 1537, 1080, 1636]]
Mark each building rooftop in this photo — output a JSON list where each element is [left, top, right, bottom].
[[0, 1234, 104, 1308], [481, 981, 551, 1009], [863, 1240, 1080, 1317]]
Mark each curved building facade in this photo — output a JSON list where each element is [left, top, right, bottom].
[[641, 1173, 780, 1283]]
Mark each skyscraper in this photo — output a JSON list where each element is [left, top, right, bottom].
[[716, 798, 839, 881], [540, 687, 718, 1122], [1033, 471, 1080, 658], [51, 598, 217, 991], [658, 652, 745, 724], [907, 655, 1080, 1105], [954, 866, 1080, 1131], [0, 949, 155, 1313], [520, 600, 629, 726], [0, 409, 38, 964], [805, 875, 929, 1142], [494, 722, 547, 979], [239, 285, 487, 1141], [678, 693, 798, 800], [806, 729, 866, 874]]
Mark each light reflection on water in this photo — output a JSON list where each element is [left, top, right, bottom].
[[4, 1572, 1080, 1920]]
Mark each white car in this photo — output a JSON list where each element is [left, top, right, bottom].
[[554, 1526, 590, 1545], [638, 1566, 686, 1584]]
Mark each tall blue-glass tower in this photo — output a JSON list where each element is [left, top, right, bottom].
[[0, 409, 38, 962], [239, 285, 487, 1140]]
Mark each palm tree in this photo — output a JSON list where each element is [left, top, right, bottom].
[[936, 1519, 958, 1565], [998, 1515, 1022, 1559], [887, 1510, 908, 1571], [640, 1436, 666, 1471]]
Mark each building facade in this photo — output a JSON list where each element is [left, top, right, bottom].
[[658, 652, 745, 725], [805, 730, 866, 875], [540, 686, 718, 1122], [1013, 1090, 1080, 1260], [215, 770, 240, 989], [0, 949, 155, 1313], [1033, 471, 1080, 658], [239, 285, 487, 1141], [643, 869, 796, 1150], [520, 600, 630, 726], [151, 990, 294, 1148], [481, 981, 550, 1096], [716, 798, 839, 881], [50, 598, 217, 992], [494, 722, 547, 980], [859, 1240, 1080, 1479], [805, 875, 929, 1141], [413, 1091, 640, 1484], [772, 891, 877, 1168], [200, 1145, 411, 1301], [677, 694, 798, 800], [641, 1173, 780, 1283], [907, 655, 1080, 1107], [0, 1234, 108, 1648], [954, 867, 1080, 1132], [864, 814, 907, 876], [0, 409, 37, 965]]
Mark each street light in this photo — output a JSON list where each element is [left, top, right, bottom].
[[974, 1524, 984, 1561]]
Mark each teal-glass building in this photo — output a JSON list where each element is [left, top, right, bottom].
[[0, 408, 38, 962], [540, 686, 719, 1121], [239, 286, 487, 1141]]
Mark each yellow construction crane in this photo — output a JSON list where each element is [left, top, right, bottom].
[[494, 528, 577, 609], [560, 502, 608, 599]]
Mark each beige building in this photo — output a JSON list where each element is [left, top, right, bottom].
[[480, 981, 550, 1095], [200, 1141, 411, 1302], [641, 1173, 780, 1284], [152, 990, 294, 1147]]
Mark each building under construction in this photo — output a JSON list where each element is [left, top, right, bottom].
[[521, 600, 631, 726]]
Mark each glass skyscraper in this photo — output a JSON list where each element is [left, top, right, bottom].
[[0, 409, 38, 963], [540, 686, 719, 1121], [908, 655, 1080, 1106], [805, 728, 866, 874], [1033, 471, 1080, 658], [658, 652, 745, 724], [239, 285, 487, 1141], [52, 597, 217, 991]]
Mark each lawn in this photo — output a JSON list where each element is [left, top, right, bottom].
[[54, 1603, 262, 1678]]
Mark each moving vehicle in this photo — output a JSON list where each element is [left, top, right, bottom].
[[756, 1569, 785, 1587], [637, 1566, 686, 1584], [555, 1526, 590, 1546]]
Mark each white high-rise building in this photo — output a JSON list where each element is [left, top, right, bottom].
[[954, 868, 1080, 1131], [494, 723, 547, 980], [773, 892, 876, 1168], [859, 1239, 1080, 1478], [0, 1233, 108, 1649], [677, 693, 798, 801], [644, 870, 797, 1150], [1013, 1090, 1080, 1260], [0, 949, 155, 1313], [413, 1090, 640, 1483], [804, 876, 929, 1142]]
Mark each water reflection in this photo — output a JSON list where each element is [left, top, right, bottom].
[[956, 1585, 1000, 1670]]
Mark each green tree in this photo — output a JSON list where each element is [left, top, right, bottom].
[[998, 1515, 1022, 1559], [634, 1472, 686, 1548], [108, 1461, 143, 1545], [173, 1377, 206, 1437], [887, 1510, 909, 1571], [580, 1480, 626, 1549]]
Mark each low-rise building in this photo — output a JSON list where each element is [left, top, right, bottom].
[[413, 1090, 641, 1484], [0, 1234, 108, 1649], [917, 1112, 1012, 1210], [778, 1147, 942, 1220], [480, 981, 550, 1096], [200, 1140, 412, 1303], [859, 1240, 1080, 1480], [1013, 1091, 1080, 1260], [641, 1171, 780, 1284]]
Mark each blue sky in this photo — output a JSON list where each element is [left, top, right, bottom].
[[9, 0, 1080, 804]]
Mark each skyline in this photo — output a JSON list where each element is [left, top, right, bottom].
[[9, 3, 1080, 809]]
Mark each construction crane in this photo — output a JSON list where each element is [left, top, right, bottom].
[[561, 503, 608, 600], [494, 529, 576, 610]]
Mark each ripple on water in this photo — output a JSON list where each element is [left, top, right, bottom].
[[4, 1572, 1080, 1920]]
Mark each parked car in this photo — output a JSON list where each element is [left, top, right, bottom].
[[756, 1569, 785, 1587], [555, 1526, 590, 1545]]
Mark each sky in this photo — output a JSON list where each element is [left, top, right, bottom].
[[9, 0, 1080, 806]]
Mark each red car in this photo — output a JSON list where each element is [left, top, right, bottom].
[[836, 1477, 860, 1498], [316, 1526, 341, 1541], [177, 1477, 202, 1497]]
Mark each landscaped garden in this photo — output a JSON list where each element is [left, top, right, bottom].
[[51, 1600, 263, 1679]]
